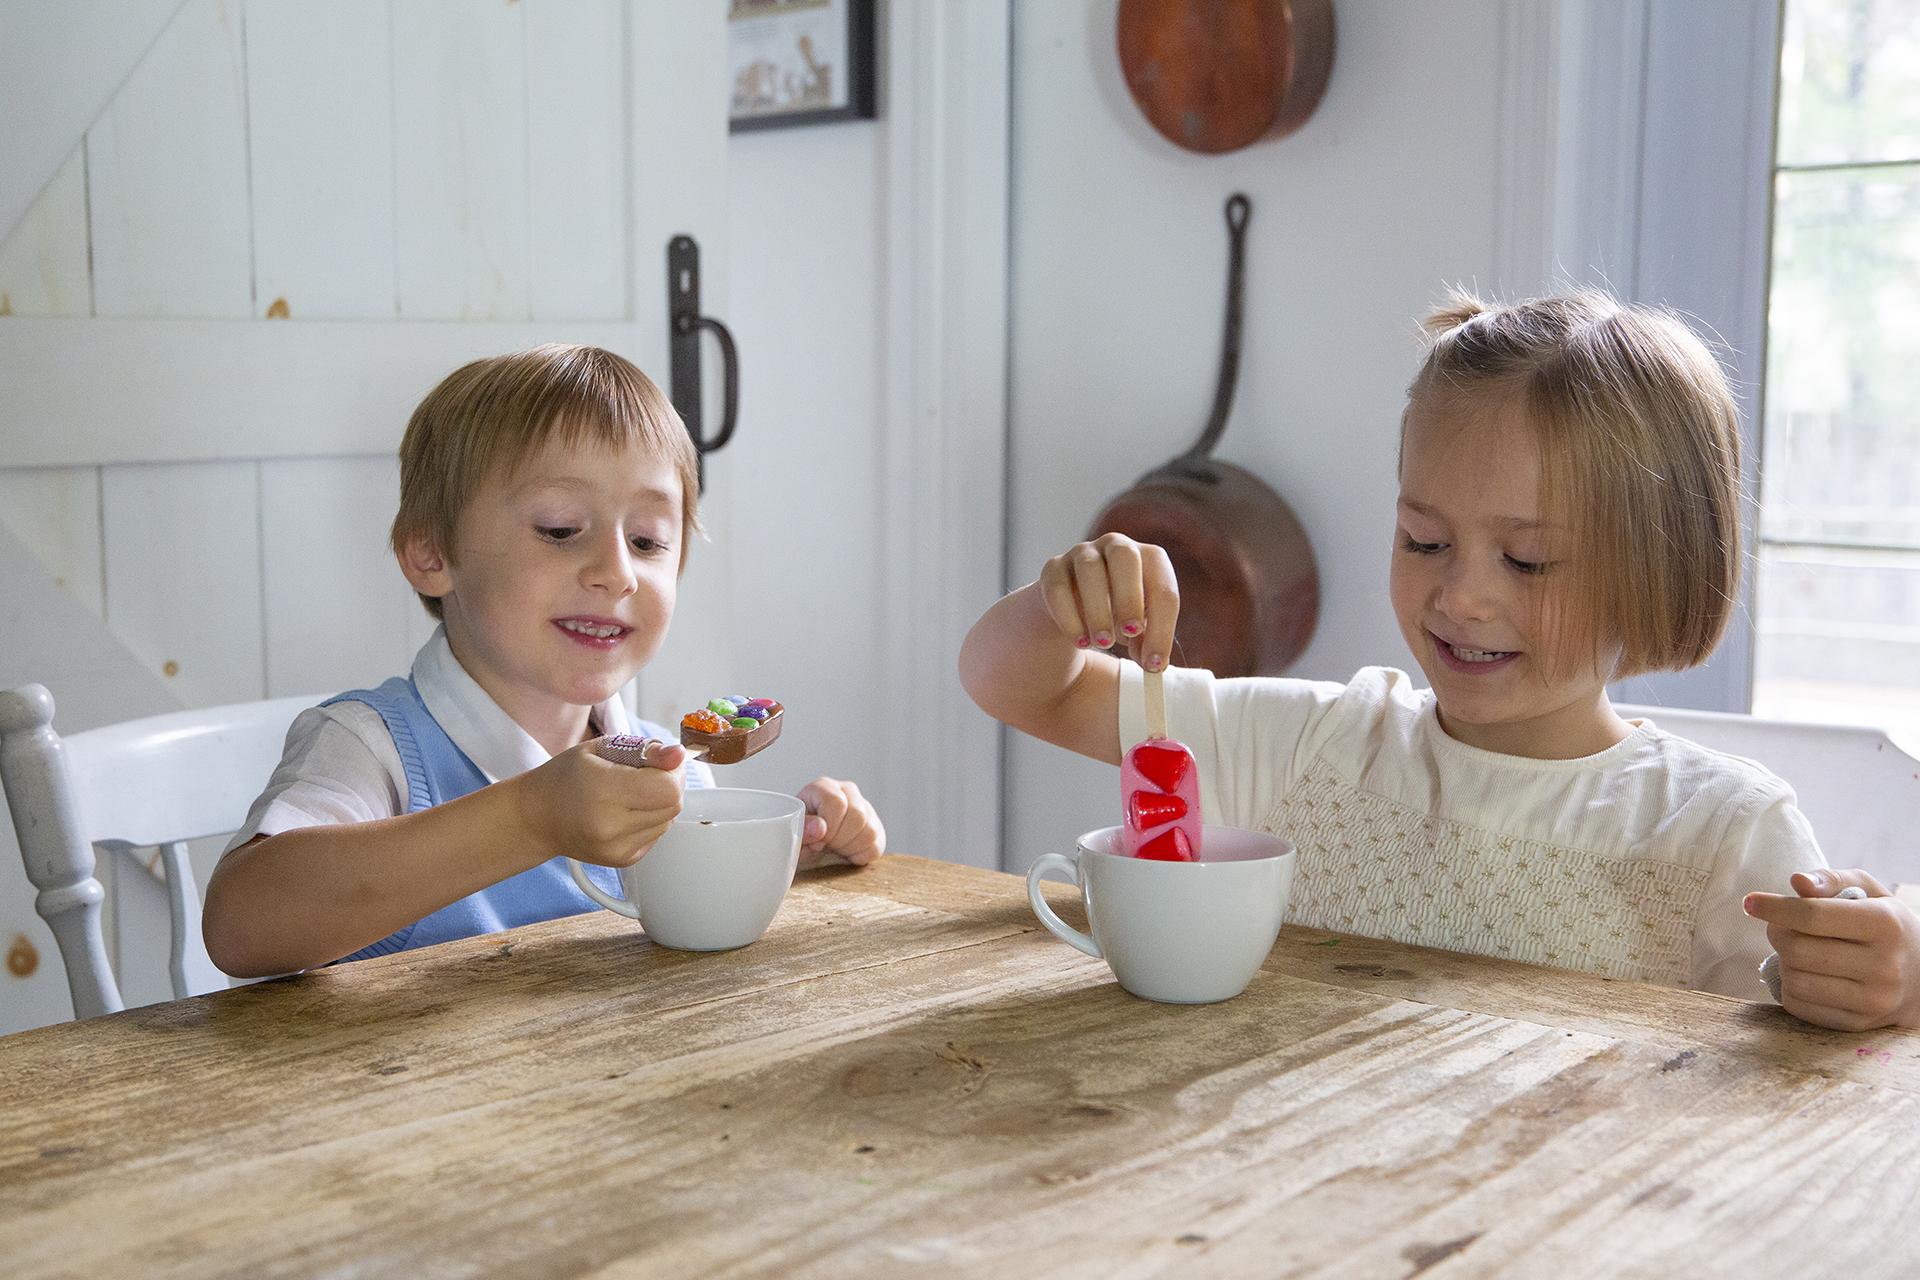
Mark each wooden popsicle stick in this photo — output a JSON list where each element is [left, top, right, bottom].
[[1144, 667, 1167, 741]]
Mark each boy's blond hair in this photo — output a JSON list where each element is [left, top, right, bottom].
[[391, 344, 701, 619], [1406, 290, 1742, 678]]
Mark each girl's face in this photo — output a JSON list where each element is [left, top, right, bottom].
[[1390, 391, 1629, 759], [404, 434, 683, 752]]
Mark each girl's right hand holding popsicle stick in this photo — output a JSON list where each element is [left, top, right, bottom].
[[1037, 533, 1181, 673], [960, 534, 1181, 766]]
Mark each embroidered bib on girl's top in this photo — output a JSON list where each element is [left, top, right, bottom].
[[1271, 760, 1701, 986]]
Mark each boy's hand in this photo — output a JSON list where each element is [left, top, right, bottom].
[[797, 777, 884, 869], [514, 738, 688, 869], [1746, 868, 1920, 1031], [1038, 533, 1180, 672]]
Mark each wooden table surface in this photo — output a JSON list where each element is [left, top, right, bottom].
[[3, 855, 1919, 1278]]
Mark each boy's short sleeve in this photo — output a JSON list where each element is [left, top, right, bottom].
[[1691, 782, 1828, 1000], [222, 704, 405, 856], [1116, 662, 1347, 833]]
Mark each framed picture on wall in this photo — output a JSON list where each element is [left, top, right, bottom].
[[728, 0, 877, 132]]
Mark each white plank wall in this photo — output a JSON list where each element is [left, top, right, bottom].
[[259, 456, 418, 698], [0, 146, 91, 319], [87, 0, 252, 320], [393, 0, 529, 321], [0, 469, 103, 617], [244, 0, 397, 320], [245, 0, 412, 703], [101, 461, 266, 707], [527, 0, 628, 322], [0, 0, 685, 1034]]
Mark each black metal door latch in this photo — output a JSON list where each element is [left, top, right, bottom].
[[667, 234, 739, 491]]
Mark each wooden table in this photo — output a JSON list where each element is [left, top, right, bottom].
[[4, 855, 1918, 1278]]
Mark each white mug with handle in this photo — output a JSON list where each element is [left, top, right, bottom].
[[568, 787, 804, 951], [1027, 824, 1296, 1003]]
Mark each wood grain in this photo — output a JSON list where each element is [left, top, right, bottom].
[[3, 855, 1917, 1277]]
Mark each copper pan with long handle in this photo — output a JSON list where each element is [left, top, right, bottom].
[[1087, 194, 1319, 677]]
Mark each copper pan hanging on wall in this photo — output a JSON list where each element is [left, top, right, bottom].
[[1086, 195, 1318, 678], [1117, 0, 1335, 154]]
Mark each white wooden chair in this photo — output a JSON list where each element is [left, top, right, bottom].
[[1618, 703, 1920, 889], [0, 683, 315, 1020]]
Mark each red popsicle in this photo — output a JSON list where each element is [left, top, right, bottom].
[[1121, 669, 1203, 860]]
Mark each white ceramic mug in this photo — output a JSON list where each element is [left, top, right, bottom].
[[568, 787, 805, 950], [1026, 824, 1296, 1003]]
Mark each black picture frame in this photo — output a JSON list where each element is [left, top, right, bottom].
[[728, 0, 877, 132]]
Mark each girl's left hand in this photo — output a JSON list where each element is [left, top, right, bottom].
[[1745, 868, 1920, 1030], [797, 777, 885, 869]]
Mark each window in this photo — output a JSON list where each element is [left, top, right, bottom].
[[1755, 0, 1920, 729]]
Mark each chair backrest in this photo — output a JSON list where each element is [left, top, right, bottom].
[[1618, 703, 1920, 888], [0, 684, 315, 1020]]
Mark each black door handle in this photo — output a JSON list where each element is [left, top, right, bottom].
[[667, 234, 740, 491]]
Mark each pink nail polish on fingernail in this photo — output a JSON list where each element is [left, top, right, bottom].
[[1743, 894, 1757, 916], [1122, 622, 1142, 637], [1076, 635, 1090, 648], [1094, 632, 1113, 648], [1147, 654, 1164, 671]]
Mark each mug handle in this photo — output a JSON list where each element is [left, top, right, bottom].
[[568, 858, 639, 919], [1026, 852, 1102, 959]]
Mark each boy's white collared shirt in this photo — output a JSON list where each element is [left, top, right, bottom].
[[223, 626, 711, 854]]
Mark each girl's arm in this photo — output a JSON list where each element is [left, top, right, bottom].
[[202, 741, 686, 976], [958, 534, 1178, 765]]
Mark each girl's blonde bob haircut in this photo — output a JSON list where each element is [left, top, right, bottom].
[[1406, 290, 1741, 678], [391, 344, 701, 620]]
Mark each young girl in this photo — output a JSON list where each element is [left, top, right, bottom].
[[961, 290, 1825, 1003]]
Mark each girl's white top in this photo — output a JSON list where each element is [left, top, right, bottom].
[[1118, 664, 1826, 1000], [222, 626, 714, 856]]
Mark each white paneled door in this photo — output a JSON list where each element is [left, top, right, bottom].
[[0, 0, 733, 1033]]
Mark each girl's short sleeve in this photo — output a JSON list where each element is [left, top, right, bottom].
[[1691, 783, 1828, 1000]]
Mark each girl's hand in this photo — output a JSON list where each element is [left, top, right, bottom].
[[1037, 533, 1180, 672], [1745, 868, 1920, 1031], [514, 738, 688, 869], [797, 777, 885, 869]]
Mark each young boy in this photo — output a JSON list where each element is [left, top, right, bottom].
[[203, 345, 884, 976]]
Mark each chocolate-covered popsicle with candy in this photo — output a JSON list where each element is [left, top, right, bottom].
[[679, 695, 783, 764], [1122, 669, 1203, 861]]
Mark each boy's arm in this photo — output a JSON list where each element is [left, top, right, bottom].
[[959, 581, 1124, 764], [203, 740, 688, 977], [201, 777, 549, 977]]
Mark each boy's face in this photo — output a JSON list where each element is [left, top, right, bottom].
[[1390, 392, 1623, 759], [406, 433, 684, 730]]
